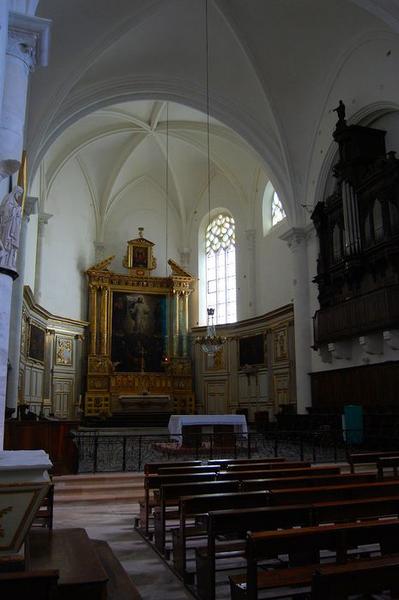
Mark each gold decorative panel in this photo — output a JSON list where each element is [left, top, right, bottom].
[[85, 232, 195, 416], [273, 326, 289, 363], [55, 335, 73, 366]]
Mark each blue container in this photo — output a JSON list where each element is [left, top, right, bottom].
[[343, 405, 363, 445]]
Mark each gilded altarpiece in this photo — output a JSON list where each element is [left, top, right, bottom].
[[85, 232, 195, 416]]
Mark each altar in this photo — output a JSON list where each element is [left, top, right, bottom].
[[119, 394, 172, 412], [168, 414, 248, 446]]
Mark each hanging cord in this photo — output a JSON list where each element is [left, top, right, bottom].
[[205, 0, 211, 236], [165, 101, 169, 276]]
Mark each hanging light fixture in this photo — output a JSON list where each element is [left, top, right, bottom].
[[195, 0, 226, 356]]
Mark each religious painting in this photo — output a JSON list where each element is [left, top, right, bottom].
[[28, 323, 45, 363], [239, 334, 265, 368], [206, 347, 225, 371], [55, 335, 73, 366], [111, 291, 168, 372], [132, 245, 149, 269]]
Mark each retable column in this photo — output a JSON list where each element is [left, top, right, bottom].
[[6, 196, 37, 415], [280, 227, 312, 414]]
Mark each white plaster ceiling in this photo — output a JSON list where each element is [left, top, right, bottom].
[[43, 99, 263, 240], [29, 0, 399, 224]]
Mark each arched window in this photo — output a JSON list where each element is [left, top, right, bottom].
[[205, 213, 237, 324], [271, 191, 286, 226], [262, 183, 286, 235]]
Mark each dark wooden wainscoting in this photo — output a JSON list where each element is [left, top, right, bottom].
[[311, 361, 399, 412], [4, 420, 79, 474]]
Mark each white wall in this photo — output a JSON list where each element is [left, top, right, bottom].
[[103, 177, 180, 276], [39, 158, 96, 319]]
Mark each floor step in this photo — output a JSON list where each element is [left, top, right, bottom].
[[53, 472, 145, 505]]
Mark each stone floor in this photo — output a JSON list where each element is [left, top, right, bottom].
[[54, 501, 192, 600]]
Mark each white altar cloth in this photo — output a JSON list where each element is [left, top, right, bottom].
[[168, 414, 247, 445]]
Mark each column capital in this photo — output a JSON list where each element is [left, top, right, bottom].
[[8, 12, 51, 70], [279, 227, 308, 251], [24, 195, 37, 219], [38, 211, 52, 225]]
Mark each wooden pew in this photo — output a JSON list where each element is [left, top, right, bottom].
[[347, 450, 399, 473], [0, 570, 59, 599], [191, 473, 378, 599], [217, 465, 340, 480], [207, 457, 286, 466], [144, 460, 202, 475], [268, 479, 399, 506], [32, 482, 54, 529], [196, 504, 312, 600], [173, 490, 271, 580], [156, 465, 220, 475], [230, 518, 399, 599], [142, 472, 218, 535], [311, 554, 399, 599], [377, 455, 399, 479], [153, 479, 240, 554], [242, 471, 377, 491], [225, 460, 311, 471]]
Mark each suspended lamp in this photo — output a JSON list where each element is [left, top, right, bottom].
[[195, 0, 226, 355]]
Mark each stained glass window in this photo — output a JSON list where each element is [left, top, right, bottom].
[[205, 213, 236, 324], [271, 191, 286, 226]]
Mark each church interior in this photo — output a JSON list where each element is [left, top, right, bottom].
[[3, 0, 399, 598]]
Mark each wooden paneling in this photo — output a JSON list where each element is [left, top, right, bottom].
[[311, 361, 399, 411], [4, 420, 79, 475]]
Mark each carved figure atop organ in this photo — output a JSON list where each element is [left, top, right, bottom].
[[85, 230, 195, 417], [0, 185, 23, 271], [312, 102, 399, 346]]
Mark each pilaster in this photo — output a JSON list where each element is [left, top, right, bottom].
[[280, 227, 312, 414]]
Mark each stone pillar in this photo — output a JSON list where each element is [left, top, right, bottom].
[[0, 13, 50, 448], [34, 212, 52, 303], [94, 241, 105, 263], [280, 227, 312, 414], [0, 273, 13, 447], [245, 229, 256, 317], [6, 196, 37, 415], [0, 12, 50, 179]]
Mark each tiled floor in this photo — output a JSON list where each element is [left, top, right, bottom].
[[54, 502, 192, 600]]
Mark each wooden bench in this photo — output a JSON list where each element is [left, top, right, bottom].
[[153, 479, 240, 554], [230, 518, 399, 599], [347, 450, 399, 473], [173, 490, 271, 580], [144, 460, 202, 475], [225, 460, 311, 471], [240, 471, 377, 492], [311, 554, 399, 599], [207, 457, 286, 467], [196, 504, 313, 600], [378, 455, 399, 479], [156, 465, 220, 475], [0, 569, 59, 599], [32, 482, 54, 529], [142, 471, 218, 535], [268, 478, 399, 506], [217, 465, 340, 481], [192, 473, 378, 599]]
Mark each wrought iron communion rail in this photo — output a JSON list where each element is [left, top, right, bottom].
[[70, 429, 371, 473]]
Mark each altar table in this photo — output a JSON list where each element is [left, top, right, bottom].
[[168, 414, 248, 445]]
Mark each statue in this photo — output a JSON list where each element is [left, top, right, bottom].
[[333, 100, 346, 127], [0, 185, 23, 271]]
